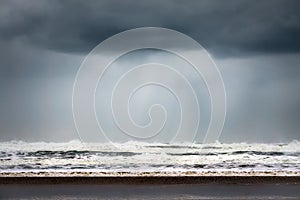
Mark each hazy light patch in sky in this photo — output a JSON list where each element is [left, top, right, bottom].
[[95, 49, 210, 143]]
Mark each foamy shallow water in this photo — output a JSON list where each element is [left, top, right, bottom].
[[0, 140, 299, 176]]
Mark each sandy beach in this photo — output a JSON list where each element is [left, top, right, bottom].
[[0, 176, 299, 199]]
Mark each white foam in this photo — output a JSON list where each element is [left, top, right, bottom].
[[0, 140, 299, 176]]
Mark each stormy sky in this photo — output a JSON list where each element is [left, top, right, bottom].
[[0, 0, 300, 143]]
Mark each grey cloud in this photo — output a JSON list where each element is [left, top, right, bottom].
[[1, 0, 300, 57], [217, 54, 300, 142], [0, 0, 300, 143]]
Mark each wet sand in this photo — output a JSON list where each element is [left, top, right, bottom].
[[0, 176, 300, 199], [1, 176, 300, 185]]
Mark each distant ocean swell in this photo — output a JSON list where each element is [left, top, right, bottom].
[[0, 140, 299, 176]]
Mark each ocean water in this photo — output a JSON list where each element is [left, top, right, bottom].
[[0, 140, 299, 176]]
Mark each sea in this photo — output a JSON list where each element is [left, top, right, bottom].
[[0, 140, 300, 177]]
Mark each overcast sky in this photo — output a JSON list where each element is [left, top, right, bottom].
[[0, 0, 300, 143]]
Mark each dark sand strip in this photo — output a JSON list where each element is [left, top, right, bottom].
[[0, 181, 300, 199], [0, 177, 299, 199], [0, 176, 300, 185]]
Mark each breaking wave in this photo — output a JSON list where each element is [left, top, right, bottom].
[[0, 140, 299, 176]]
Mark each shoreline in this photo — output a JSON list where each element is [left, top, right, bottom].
[[1, 176, 300, 185], [1, 170, 299, 177]]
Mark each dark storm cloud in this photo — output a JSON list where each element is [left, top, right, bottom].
[[1, 0, 300, 57]]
